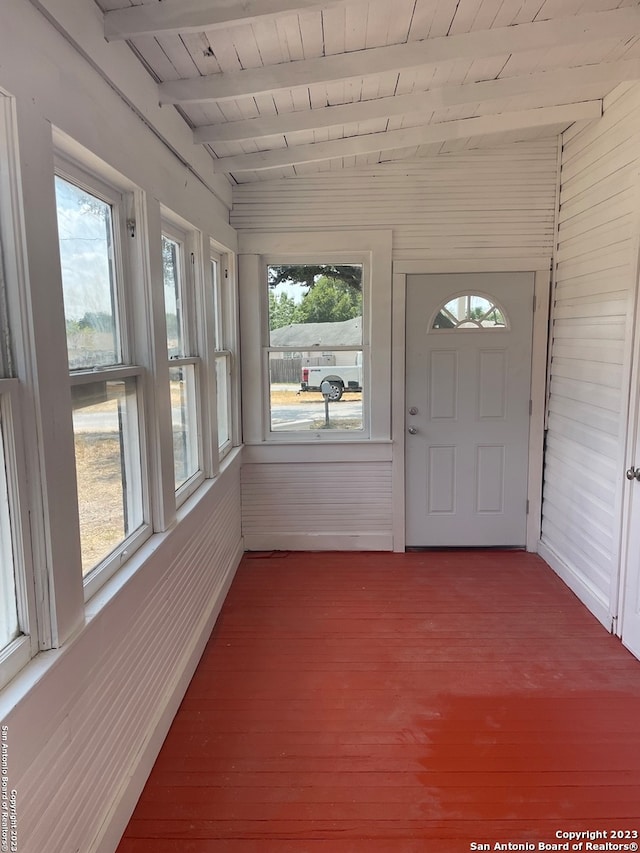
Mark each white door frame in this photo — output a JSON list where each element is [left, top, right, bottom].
[[617, 241, 640, 646], [392, 260, 551, 553]]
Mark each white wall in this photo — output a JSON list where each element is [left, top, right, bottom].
[[539, 83, 640, 630], [232, 140, 559, 264], [233, 141, 559, 551], [0, 3, 242, 852]]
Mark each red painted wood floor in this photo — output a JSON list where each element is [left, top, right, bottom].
[[116, 551, 640, 852]]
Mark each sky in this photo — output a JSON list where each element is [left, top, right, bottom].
[[54, 176, 115, 323]]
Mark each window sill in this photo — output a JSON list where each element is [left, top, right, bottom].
[[242, 441, 392, 464]]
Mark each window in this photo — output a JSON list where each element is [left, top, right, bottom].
[[211, 251, 233, 456], [266, 263, 365, 434], [161, 224, 202, 496], [0, 93, 37, 687], [55, 170, 149, 584], [432, 293, 508, 330]]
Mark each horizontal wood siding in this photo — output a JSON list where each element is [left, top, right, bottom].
[[231, 140, 558, 263], [6, 462, 242, 853], [540, 83, 640, 626], [241, 462, 393, 550]]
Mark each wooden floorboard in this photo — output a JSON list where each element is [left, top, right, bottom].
[[116, 551, 640, 852]]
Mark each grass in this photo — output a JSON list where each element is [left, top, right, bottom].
[[73, 384, 363, 573], [270, 388, 361, 405], [74, 433, 125, 574]]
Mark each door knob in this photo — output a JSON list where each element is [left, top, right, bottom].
[[408, 426, 418, 435], [626, 466, 640, 481]]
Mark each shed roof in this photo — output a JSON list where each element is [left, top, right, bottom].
[[94, 0, 640, 184]]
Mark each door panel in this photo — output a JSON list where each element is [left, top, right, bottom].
[[405, 273, 534, 548]]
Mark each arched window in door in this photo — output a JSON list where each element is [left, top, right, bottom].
[[431, 292, 509, 330]]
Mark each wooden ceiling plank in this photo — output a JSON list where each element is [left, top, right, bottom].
[[193, 59, 639, 142], [449, 0, 486, 36], [407, 0, 440, 41], [428, 0, 460, 37], [213, 101, 602, 171], [104, 0, 352, 41], [321, 4, 347, 55], [160, 6, 640, 103]]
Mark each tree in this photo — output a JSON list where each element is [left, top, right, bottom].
[[267, 264, 362, 295], [296, 276, 362, 324], [269, 291, 301, 330]]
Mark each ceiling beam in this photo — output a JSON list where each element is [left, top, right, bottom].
[[211, 102, 602, 172], [160, 7, 640, 104], [104, 0, 351, 41], [194, 59, 640, 143]]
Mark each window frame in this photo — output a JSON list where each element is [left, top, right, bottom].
[[261, 253, 370, 442], [0, 92, 39, 687], [160, 215, 206, 505], [430, 290, 510, 331], [211, 249, 234, 460], [238, 230, 392, 447], [54, 160, 153, 600]]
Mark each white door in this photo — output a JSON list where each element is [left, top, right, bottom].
[[405, 273, 534, 547]]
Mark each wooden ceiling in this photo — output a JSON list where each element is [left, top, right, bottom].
[[96, 0, 640, 183]]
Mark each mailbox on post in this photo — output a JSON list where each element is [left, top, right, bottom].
[[320, 380, 332, 427]]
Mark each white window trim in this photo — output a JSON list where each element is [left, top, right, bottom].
[[55, 161, 155, 599], [262, 252, 368, 441], [0, 94, 40, 685], [238, 230, 392, 445], [210, 246, 240, 462]]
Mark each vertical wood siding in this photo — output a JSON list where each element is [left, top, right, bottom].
[[540, 83, 640, 628], [231, 140, 559, 264], [5, 462, 242, 853], [241, 462, 393, 551]]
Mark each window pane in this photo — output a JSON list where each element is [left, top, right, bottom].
[[0, 419, 18, 650], [162, 236, 185, 358], [433, 294, 507, 329], [72, 378, 143, 575], [55, 176, 120, 369], [215, 355, 230, 450], [268, 264, 363, 347], [211, 258, 223, 351], [270, 349, 363, 432], [169, 365, 199, 489]]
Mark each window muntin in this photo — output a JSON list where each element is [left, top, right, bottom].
[[265, 263, 365, 436], [55, 171, 150, 586], [432, 293, 508, 330], [55, 176, 121, 369], [162, 225, 202, 494]]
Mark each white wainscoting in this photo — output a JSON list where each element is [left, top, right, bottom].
[[242, 461, 393, 551], [2, 456, 243, 853]]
